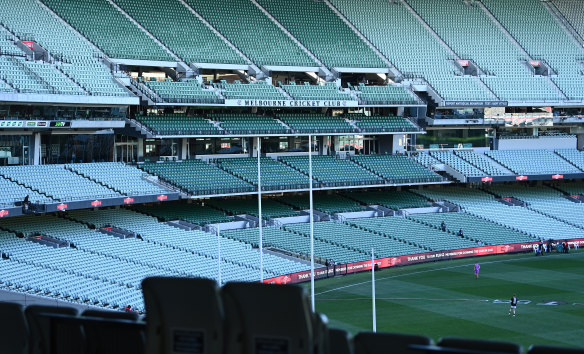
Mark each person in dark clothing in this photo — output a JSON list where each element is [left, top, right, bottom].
[[539, 241, 544, 256], [457, 229, 464, 238], [509, 294, 518, 317], [22, 194, 30, 213], [440, 221, 446, 232], [125, 305, 133, 313]]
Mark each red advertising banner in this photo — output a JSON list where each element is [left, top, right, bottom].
[[529, 60, 541, 67], [22, 41, 34, 50], [552, 174, 564, 180], [457, 60, 470, 67], [263, 239, 584, 285]]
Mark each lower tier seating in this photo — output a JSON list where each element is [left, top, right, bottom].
[[139, 160, 255, 195]]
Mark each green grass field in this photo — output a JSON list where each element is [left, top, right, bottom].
[[307, 251, 584, 351]]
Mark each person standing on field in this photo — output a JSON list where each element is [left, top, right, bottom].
[[474, 263, 480, 279], [509, 294, 518, 317]]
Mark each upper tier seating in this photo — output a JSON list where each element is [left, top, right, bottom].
[[113, 0, 245, 64], [206, 198, 298, 219], [183, 0, 314, 67], [41, 0, 173, 61], [256, 0, 385, 68], [132, 201, 233, 225], [58, 62, 129, 96], [140, 160, 255, 195], [215, 80, 287, 101], [349, 114, 420, 133], [482, 0, 584, 100], [351, 155, 444, 183], [348, 216, 480, 251], [277, 113, 356, 134], [278, 155, 384, 187], [275, 193, 362, 215], [551, 0, 584, 40], [0, 27, 25, 57], [555, 149, 584, 170], [65, 162, 169, 196], [354, 84, 420, 105], [486, 184, 584, 229], [405, 0, 563, 102], [210, 113, 289, 135], [0, 0, 129, 97], [285, 220, 425, 258], [143, 79, 223, 104], [409, 212, 534, 245], [329, 0, 495, 101], [453, 150, 511, 176], [280, 82, 354, 101], [0, 165, 121, 201], [22, 60, 85, 95], [135, 114, 221, 135], [485, 149, 583, 175], [349, 190, 430, 210], [0, 57, 53, 94], [215, 157, 311, 191], [0, 176, 54, 207], [0, 78, 14, 93], [430, 150, 488, 177], [416, 186, 583, 240], [411, 152, 443, 168]]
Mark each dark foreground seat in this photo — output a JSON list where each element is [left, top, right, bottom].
[[142, 276, 224, 354], [222, 282, 313, 354], [528, 345, 584, 354], [328, 328, 353, 354], [0, 302, 28, 354], [82, 309, 145, 354], [354, 331, 433, 354], [25, 305, 82, 354], [437, 337, 521, 354]]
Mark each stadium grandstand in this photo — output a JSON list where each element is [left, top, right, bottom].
[[1, 0, 584, 352]]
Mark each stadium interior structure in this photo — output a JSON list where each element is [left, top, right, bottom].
[[1, 0, 584, 352]]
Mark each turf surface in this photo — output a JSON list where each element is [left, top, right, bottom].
[[307, 251, 584, 351]]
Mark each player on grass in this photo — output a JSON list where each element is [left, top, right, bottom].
[[474, 263, 480, 279], [509, 294, 518, 317]]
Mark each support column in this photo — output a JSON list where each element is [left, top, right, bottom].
[[181, 138, 188, 160], [32, 132, 41, 165], [137, 138, 144, 162]]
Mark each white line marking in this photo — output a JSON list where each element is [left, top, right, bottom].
[[315, 252, 583, 296]]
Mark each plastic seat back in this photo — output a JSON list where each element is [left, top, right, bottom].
[[25, 305, 82, 354], [81, 309, 145, 354], [142, 277, 223, 354], [354, 331, 432, 354], [0, 302, 28, 354], [222, 282, 313, 354]]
